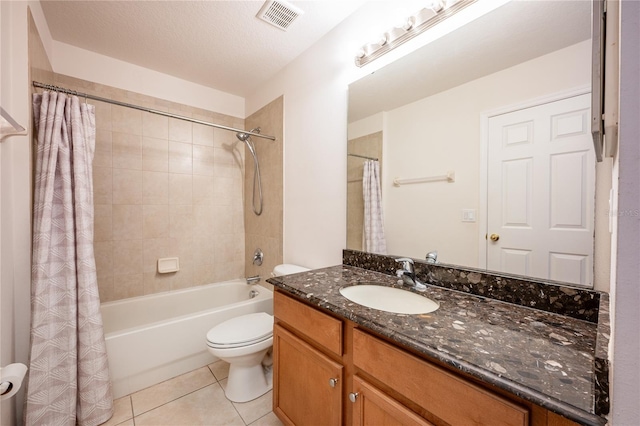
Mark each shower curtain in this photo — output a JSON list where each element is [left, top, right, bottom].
[[362, 159, 387, 254], [25, 91, 113, 425]]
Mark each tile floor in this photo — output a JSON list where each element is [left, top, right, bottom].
[[102, 361, 283, 426]]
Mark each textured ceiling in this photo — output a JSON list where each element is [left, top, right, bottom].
[[40, 0, 365, 97], [349, 0, 592, 122]]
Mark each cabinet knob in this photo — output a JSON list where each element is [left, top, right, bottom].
[[328, 378, 339, 388], [349, 392, 359, 403]]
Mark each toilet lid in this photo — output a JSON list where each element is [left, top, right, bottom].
[[206, 312, 273, 346]]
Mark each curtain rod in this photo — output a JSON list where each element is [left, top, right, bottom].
[[32, 81, 275, 141], [348, 153, 378, 161]]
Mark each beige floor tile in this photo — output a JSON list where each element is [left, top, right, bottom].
[[99, 396, 132, 426], [131, 366, 216, 416], [233, 390, 273, 425], [115, 420, 134, 426], [134, 384, 245, 426], [248, 412, 284, 426], [208, 360, 230, 381]]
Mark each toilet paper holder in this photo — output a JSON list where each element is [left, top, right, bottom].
[[1, 363, 28, 400], [0, 380, 13, 395]]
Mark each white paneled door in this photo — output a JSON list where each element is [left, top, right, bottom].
[[486, 94, 595, 286]]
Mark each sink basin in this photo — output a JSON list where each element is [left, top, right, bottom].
[[339, 284, 439, 315]]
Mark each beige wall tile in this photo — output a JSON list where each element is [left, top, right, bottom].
[[143, 204, 169, 239], [112, 239, 143, 276], [143, 272, 172, 295], [213, 126, 237, 149], [193, 175, 214, 206], [171, 266, 194, 290], [143, 112, 169, 140], [193, 145, 215, 176], [143, 171, 169, 205], [193, 263, 215, 286], [193, 122, 214, 147], [168, 117, 192, 143], [192, 204, 214, 232], [112, 105, 142, 135], [97, 275, 114, 303], [93, 166, 112, 205], [93, 101, 112, 131], [143, 137, 169, 172], [169, 205, 193, 240], [95, 240, 113, 279], [94, 204, 112, 242], [56, 75, 259, 301], [213, 260, 244, 282], [112, 205, 143, 241], [169, 141, 193, 174], [143, 238, 178, 274], [192, 235, 215, 266], [172, 237, 194, 268], [112, 132, 142, 170], [94, 129, 112, 168], [169, 174, 192, 205], [113, 274, 144, 299], [113, 169, 142, 205]]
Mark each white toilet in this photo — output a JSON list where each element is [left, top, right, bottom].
[[205, 263, 309, 403]]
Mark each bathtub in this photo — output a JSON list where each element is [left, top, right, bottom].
[[100, 279, 273, 398]]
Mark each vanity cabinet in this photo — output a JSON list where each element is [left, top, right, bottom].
[[350, 375, 433, 426], [273, 290, 581, 426], [273, 324, 343, 425], [273, 291, 344, 425]]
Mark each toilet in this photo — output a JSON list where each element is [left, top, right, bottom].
[[206, 263, 309, 402]]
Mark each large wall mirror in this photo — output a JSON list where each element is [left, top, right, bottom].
[[347, 0, 612, 290]]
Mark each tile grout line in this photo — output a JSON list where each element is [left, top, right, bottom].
[[129, 364, 223, 419]]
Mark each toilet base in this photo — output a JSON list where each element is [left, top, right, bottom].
[[225, 362, 272, 403]]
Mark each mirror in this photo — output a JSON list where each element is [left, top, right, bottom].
[[347, 1, 612, 289]]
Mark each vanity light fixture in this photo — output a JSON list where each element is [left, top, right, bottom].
[[355, 0, 477, 67]]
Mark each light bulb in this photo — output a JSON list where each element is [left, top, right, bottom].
[[425, 0, 445, 12]]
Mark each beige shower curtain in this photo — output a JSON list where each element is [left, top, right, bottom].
[[363, 159, 387, 254], [26, 91, 113, 425]]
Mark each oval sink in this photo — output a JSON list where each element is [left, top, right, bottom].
[[339, 285, 439, 315]]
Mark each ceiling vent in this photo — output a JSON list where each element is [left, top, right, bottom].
[[256, 0, 304, 31]]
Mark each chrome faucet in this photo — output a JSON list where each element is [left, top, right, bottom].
[[426, 251, 438, 264], [395, 258, 427, 292]]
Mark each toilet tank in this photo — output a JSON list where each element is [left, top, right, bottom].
[[272, 264, 310, 277]]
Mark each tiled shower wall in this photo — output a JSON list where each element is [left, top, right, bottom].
[[51, 74, 247, 302], [244, 97, 284, 283]]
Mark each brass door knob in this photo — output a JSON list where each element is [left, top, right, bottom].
[[490, 233, 500, 242]]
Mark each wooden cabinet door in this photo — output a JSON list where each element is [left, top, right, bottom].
[[351, 375, 433, 426], [273, 323, 343, 426]]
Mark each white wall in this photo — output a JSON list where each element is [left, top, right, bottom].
[[382, 41, 590, 267], [52, 42, 245, 118], [1, 2, 39, 424], [247, 0, 510, 269]]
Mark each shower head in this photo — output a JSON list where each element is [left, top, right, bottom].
[[236, 127, 261, 142]]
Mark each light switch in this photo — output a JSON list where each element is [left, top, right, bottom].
[[461, 209, 476, 222]]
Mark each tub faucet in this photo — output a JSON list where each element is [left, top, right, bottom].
[[395, 258, 427, 292], [246, 275, 260, 285]]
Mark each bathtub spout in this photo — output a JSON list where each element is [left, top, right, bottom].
[[246, 276, 261, 285]]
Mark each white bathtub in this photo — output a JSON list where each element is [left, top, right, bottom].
[[100, 280, 273, 398]]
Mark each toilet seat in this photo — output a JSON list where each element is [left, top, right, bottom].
[[206, 312, 273, 349]]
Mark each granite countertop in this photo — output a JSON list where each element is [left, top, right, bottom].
[[267, 265, 608, 426]]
